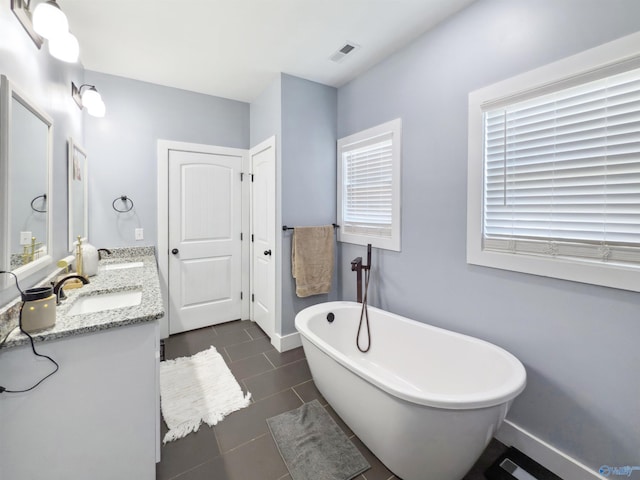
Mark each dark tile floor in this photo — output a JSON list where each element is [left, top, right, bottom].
[[156, 320, 508, 480]]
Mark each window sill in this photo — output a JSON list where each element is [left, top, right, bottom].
[[467, 245, 640, 293]]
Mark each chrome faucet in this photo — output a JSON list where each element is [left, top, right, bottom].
[[53, 275, 89, 305]]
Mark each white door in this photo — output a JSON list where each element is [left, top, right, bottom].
[[250, 137, 276, 338], [168, 148, 243, 334]]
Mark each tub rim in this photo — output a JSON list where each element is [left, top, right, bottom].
[[295, 301, 526, 410]]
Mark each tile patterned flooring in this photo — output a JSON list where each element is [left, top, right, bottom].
[[156, 319, 507, 480]]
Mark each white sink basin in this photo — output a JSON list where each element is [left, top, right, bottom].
[[68, 289, 143, 316], [102, 261, 144, 271]]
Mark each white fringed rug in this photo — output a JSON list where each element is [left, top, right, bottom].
[[160, 346, 251, 443]]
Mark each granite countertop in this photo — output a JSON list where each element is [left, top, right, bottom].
[[0, 247, 164, 350]]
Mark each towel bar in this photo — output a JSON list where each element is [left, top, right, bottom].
[[282, 224, 339, 231]]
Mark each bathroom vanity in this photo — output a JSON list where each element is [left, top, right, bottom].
[[0, 250, 164, 480]]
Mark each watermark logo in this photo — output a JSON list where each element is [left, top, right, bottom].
[[600, 465, 640, 477]]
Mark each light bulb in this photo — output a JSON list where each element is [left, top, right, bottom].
[[81, 87, 100, 108], [82, 87, 105, 117], [48, 32, 79, 63], [33, 1, 68, 40], [87, 99, 106, 118]]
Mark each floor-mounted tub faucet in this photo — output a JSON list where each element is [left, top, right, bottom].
[[350, 244, 371, 303]]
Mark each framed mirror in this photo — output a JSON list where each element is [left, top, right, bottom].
[[68, 139, 88, 251], [0, 75, 53, 288]]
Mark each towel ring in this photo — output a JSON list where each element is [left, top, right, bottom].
[[30, 194, 47, 213], [112, 195, 134, 213]]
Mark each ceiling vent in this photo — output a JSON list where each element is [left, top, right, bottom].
[[330, 42, 360, 63]]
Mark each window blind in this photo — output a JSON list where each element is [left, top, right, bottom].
[[483, 66, 640, 264], [342, 133, 393, 238]]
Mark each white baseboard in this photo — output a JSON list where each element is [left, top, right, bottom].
[[495, 420, 606, 480], [271, 331, 302, 352]]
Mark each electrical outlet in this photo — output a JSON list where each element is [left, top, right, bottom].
[[20, 231, 32, 245], [135, 228, 144, 241]]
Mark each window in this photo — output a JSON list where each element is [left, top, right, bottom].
[[337, 118, 401, 251], [468, 32, 640, 292]]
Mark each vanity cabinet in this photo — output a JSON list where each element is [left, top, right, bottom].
[[0, 320, 160, 480]]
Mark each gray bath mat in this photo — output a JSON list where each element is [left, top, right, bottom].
[[267, 399, 370, 480]]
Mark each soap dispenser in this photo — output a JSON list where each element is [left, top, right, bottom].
[[82, 242, 99, 277]]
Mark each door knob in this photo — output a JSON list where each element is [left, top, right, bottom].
[[171, 248, 179, 255], [264, 249, 272, 256]]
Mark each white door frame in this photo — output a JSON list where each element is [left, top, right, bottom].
[[248, 136, 287, 351], [157, 139, 250, 338], [249, 136, 279, 342]]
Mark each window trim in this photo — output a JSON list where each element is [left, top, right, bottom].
[[337, 118, 402, 251], [467, 31, 640, 292]]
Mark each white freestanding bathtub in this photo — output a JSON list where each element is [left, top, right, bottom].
[[295, 301, 526, 480]]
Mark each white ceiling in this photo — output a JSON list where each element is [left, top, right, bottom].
[[59, 0, 476, 103]]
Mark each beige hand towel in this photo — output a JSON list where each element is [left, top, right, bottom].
[[292, 225, 335, 297]]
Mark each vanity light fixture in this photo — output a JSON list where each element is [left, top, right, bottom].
[[12, 0, 79, 62], [71, 83, 106, 118], [34, 0, 79, 63]]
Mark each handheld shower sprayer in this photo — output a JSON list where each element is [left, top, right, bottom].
[[356, 244, 372, 353]]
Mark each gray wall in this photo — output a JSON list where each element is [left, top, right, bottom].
[[336, 0, 640, 471], [250, 74, 338, 336], [0, 0, 84, 306], [249, 74, 281, 149], [280, 74, 338, 335], [84, 71, 249, 248], [249, 75, 283, 332]]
